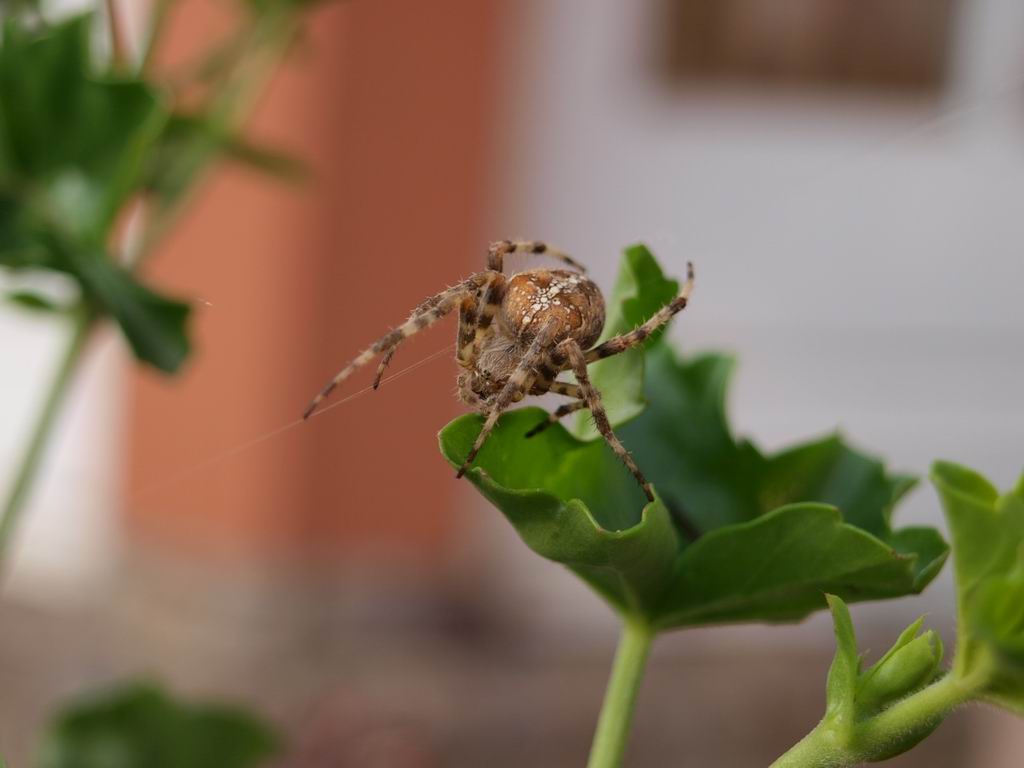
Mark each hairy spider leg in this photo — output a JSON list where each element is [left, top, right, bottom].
[[560, 338, 654, 502], [372, 348, 397, 390], [467, 273, 507, 356], [372, 291, 448, 388], [586, 261, 695, 363], [455, 320, 561, 478], [377, 270, 505, 390], [548, 380, 582, 398], [524, 398, 588, 438], [455, 292, 482, 366], [487, 240, 587, 274], [303, 272, 493, 419]]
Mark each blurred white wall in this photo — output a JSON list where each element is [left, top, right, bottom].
[[478, 0, 1024, 640], [0, 290, 122, 601]]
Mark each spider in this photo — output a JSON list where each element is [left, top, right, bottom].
[[303, 240, 695, 502]]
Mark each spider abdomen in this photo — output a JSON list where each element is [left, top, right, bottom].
[[501, 269, 605, 348]]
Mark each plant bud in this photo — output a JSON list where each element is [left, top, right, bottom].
[[857, 630, 943, 714]]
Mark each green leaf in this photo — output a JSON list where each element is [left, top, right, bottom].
[[931, 463, 1024, 615], [973, 570, 1024, 714], [0, 14, 189, 372], [439, 246, 947, 627], [66, 250, 191, 374], [221, 135, 306, 180], [243, 0, 330, 14], [623, 344, 931, 548], [3, 231, 192, 372], [440, 409, 677, 618], [653, 504, 935, 628], [0, 14, 167, 237], [932, 462, 1024, 713], [974, 570, 1024, 668], [758, 436, 916, 538], [619, 345, 757, 533], [143, 114, 305, 205], [5, 290, 65, 313], [36, 681, 279, 768], [0, 190, 43, 266], [0, 0, 40, 18], [568, 244, 679, 441], [824, 595, 858, 738]]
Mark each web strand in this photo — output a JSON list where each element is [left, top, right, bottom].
[[129, 343, 455, 504]]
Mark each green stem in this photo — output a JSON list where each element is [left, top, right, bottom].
[[769, 724, 847, 768], [586, 618, 655, 768], [141, 0, 172, 73], [854, 672, 977, 749], [770, 729, 839, 768], [131, 10, 298, 269], [770, 672, 983, 768], [104, 0, 127, 71], [0, 310, 94, 577]]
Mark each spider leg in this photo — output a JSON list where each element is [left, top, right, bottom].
[[455, 320, 560, 478], [487, 239, 587, 273], [585, 261, 695, 362], [548, 381, 582, 398], [375, 287, 480, 389], [476, 273, 507, 332], [524, 399, 587, 438], [371, 348, 397, 390], [560, 338, 654, 502], [464, 273, 509, 367], [455, 291, 482, 367], [303, 273, 492, 419]]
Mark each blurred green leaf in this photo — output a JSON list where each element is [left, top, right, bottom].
[[243, 0, 331, 13], [0, 15, 192, 373], [974, 570, 1024, 667], [222, 135, 306, 179], [932, 462, 1024, 713], [931, 463, 1024, 620], [59, 245, 191, 373], [1, 0, 41, 16], [37, 682, 279, 768], [439, 246, 947, 627], [4, 290, 64, 313], [143, 114, 305, 205], [0, 15, 167, 238], [2, 228, 191, 371], [0, 191, 40, 265]]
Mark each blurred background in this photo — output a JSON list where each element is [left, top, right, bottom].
[[2, 0, 1023, 765]]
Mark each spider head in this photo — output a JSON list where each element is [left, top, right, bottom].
[[458, 368, 501, 411], [458, 335, 523, 406]]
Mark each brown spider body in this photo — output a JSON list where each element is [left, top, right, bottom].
[[303, 240, 694, 503], [502, 270, 605, 346], [459, 269, 606, 411]]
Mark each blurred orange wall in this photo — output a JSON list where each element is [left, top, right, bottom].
[[125, 0, 507, 571]]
